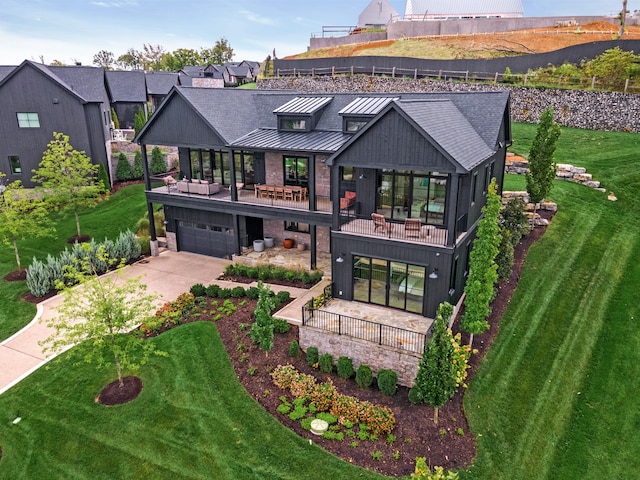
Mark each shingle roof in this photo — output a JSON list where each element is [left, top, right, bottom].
[[0, 66, 16, 82], [48, 65, 109, 104], [145, 71, 179, 95], [230, 128, 351, 153], [396, 99, 495, 170], [273, 96, 333, 115], [105, 70, 147, 102]]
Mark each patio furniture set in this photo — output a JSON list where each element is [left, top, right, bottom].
[[255, 184, 308, 201]]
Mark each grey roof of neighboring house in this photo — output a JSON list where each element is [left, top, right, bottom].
[[339, 96, 397, 116], [358, 0, 399, 27], [105, 70, 147, 102], [226, 65, 252, 78], [396, 99, 495, 170], [273, 96, 333, 115], [404, 0, 524, 16], [229, 129, 351, 153], [145, 71, 180, 95], [48, 65, 110, 104], [0, 66, 16, 82]]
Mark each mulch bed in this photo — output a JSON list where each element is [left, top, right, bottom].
[[97, 376, 143, 405], [3, 269, 27, 282]]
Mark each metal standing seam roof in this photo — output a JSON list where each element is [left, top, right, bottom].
[[405, 0, 524, 16], [338, 96, 398, 116], [273, 96, 333, 115], [396, 99, 495, 171], [229, 128, 351, 153]]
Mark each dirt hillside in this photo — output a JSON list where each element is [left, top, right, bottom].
[[290, 22, 640, 60]]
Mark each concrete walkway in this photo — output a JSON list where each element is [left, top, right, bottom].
[[0, 251, 318, 395]]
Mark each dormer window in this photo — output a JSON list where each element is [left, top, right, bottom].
[[279, 117, 308, 131], [339, 97, 397, 134], [344, 118, 368, 133]]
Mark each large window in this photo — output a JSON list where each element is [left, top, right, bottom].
[[189, 148, 241, 186], [8, 156, 22, 174], [353, 256, 425, 314], [284, 156, 308, 188], [17, 112, 40, 128], [376, 170, 447, 225], [279, 118, 307, 131]]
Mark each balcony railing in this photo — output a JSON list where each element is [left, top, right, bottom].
[[302, 303, 430, 355], [338, 213, 447, 246]]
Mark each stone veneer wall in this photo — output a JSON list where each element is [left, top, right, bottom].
[[299, 326, 420, 387], [258, 77, 640, 133]]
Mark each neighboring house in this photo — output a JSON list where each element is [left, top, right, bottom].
[[145, 71, 180, 112], [224, 63, 253, 86], [358, 0, 399, 27], [404, 0, 524, 20], [0, 60, 112, 188], [137, 87, 510, 319], [105, 70, 147, 129], [240, 60, 261, 79], [178, 65, 225, 88]]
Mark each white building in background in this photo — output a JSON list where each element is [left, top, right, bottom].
[[358, 0, 400, 28], [404, 0, 524, 21]]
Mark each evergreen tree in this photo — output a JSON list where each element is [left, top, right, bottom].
[[150, 147, 167, 174], [496, 227, 515, 281], [115, 153, 133, 181], [525, 106, 561, 218], [132, 151, 144, 179], [461, 179, 502, 347], [134, 107, 146, 136], [249, 282, 277, 354], [110, 107, 120, 129], [410, 303, 456, 424], [501, 197, 531, 247], [97, 163, 111, 193]]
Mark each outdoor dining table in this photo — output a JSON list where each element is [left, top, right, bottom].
[[255, 184, 307, 201]]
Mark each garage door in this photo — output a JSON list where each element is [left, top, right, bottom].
[[176, 220, 234, 258]]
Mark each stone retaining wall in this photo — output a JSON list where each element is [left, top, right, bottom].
[[506, 153, 604, 190], [258, 76, 640, 133], [299, 325, 420, 387]]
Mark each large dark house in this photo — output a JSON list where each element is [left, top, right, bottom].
[[105, 70, 147, 129], [0, 60, 112, 187], [137, 87, 511, 319]]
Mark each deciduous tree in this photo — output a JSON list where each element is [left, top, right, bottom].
[[93, 50, 115, 69], [32, 132, 103, 239], [0, 173, 54, 271], [461, 179, 501, 347], [201, 37, 234, 65], [40, 247, 164, 388], [525, 106, 561, 218]]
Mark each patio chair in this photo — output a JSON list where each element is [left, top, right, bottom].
[[274, 186, 285, 200], [284, 187, 294, 201], [266, 186, 275, 198], [371, 213, 393, 234], [404, 218, 422, 238]]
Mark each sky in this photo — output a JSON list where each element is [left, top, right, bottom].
[[0, 1, 632, 67]]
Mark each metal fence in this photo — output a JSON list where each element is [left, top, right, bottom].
[[302, 303, 429, 355]]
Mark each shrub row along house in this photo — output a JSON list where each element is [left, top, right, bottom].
[[0, 60, 259, 187], [137, 87, 511, 324]]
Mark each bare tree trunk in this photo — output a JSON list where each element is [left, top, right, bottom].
[[13, 239, 21, 271], [433, 406, 439, 425], [619, 0, 628, 38], [115, 354, 124, 387], [75, 210, 81, 237], [469, 333, 474, 348]]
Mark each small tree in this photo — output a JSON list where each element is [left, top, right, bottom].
[[501, 197, 531, 247], [132, 151, 144, 179], [249, 281, 277, 353], [150, 147, 167, 174], [110, 107, 120, 129], [97, 163, 111, 193], [496, 228, 515, 282], [115, 153, 133, 181], [134, 107, 146, 136], [410, 303, 457, 424], [32, 132, 103, 238], [40, 247, 164, 388], [0, 173, 54, 271], [461, 179, 501, 347], [525, 106, 561, 219]]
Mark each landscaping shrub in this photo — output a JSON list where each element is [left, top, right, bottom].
[[115, 153, 133, 181], [408, 386, 422, 405], [318, 353, 334, 373], [150, 146, 167, 174], [276, 290, 291, 304], [356, 364, 373, 388], [138, 236, 151, 256], [337, 356, 355, 379], [288, 340, 300, 357], [245, 286, 260, 299], [136, 217, 150, 236], [377, 369, 398, 396], [231, 286, 246, 298], [97, 163, 110, 192], [132, 151, 144, 179], [273, 318, 291, 334], [218, 288, 232, 299], [205, 284, 221, 298], [45, 254, 63, 287], [306, 346, 319, 367], [271, 364, 299, 390], [309, 380, 338, 411], [26, 257, 52, 297], [190, 283, 206, 297]]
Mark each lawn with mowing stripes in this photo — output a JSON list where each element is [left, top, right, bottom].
[[463, 124, 640, 479], [0, 322, 384, 479], [0, 184, 148, 341]]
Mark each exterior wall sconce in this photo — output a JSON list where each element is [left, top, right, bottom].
[[358, 173, 366, 180], [336, 253, 345, 263], [429, 268, 438, 279]]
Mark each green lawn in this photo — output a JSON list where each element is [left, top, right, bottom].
[[462, 124, 640, 479], [0, 184, 148, 341], [0, 322, 384, 479]]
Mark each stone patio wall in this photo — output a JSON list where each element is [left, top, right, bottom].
[[299, 326, 420, 387]]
